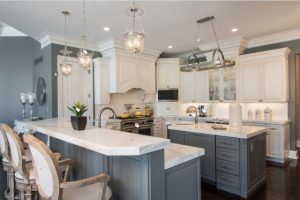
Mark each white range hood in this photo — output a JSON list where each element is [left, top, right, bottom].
[[98, 38, 161, 94]]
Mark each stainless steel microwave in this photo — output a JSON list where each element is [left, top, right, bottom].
[[158, 89, 178, 102]]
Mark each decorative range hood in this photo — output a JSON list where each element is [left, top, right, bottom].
[[180, 16, 235, 72], [98, 39, 161, 94]]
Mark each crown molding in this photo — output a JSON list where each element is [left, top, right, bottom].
[[239, 47, 291, 62], [98, 38, 161, 60], [36, 32, 99, 51], [248, 28, 300, 48]]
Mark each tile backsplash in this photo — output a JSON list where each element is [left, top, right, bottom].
[[179, 102, 288, 121], [95, 89, 155, 119]]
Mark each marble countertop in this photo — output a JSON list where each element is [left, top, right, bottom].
[[25, 118, 170, 156], [168, 123, 268, 139], [164, 143, 205, 170], [158, 115, 290, 125]]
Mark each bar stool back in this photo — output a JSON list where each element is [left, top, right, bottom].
[[5, 128, 38, 200], [24, 135, 112, 200], [0, 124, 14, 200]]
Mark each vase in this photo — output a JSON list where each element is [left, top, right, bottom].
[[71, 116, 87, 131], [229, 103, 242, 131]]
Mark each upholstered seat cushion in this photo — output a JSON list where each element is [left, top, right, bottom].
[[15, 162, 36, 180], [62, 184, 112, 200]]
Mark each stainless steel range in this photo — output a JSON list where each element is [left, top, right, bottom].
[[120, 116, 154, 136]]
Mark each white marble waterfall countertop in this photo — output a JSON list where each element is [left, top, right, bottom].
[[25, 118, 170, 156], [164, 143, 205, 170], [168, 123, 268, 139]]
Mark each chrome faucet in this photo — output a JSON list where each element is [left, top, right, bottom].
[[186, 106, 199, 124], [98, 107, 117, 128]]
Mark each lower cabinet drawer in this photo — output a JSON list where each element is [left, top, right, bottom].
[[216, 136, 239, 150], [216, 159, 240, 176], [216, 171, 240, 195], [216, 148, 240, 163]]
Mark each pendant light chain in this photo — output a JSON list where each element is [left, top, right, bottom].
[[77, 0, 93, 70]]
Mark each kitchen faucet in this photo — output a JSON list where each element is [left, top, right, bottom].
[[186, 106, 199, 124], [98, 107, 117, 128]]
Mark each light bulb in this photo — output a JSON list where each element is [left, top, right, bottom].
[[61, 63, 72, 76]]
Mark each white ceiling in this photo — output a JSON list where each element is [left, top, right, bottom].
[[1, 1, 300, 55]]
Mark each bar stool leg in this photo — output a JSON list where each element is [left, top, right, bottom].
[[24, 189, 31, 200], [8, 170, 14, 200]]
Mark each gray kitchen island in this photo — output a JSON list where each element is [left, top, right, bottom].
[[25, 118, 204, 200], [168, 123, 268, 198]]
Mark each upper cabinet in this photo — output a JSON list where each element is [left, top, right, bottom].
[[239, 48, 290, 102], [94, 58, 110, 105], [99, 39, 161, 94], [156, 58, 181, 89], [180, 71, 209, 103], [208, 67, 237, 102]]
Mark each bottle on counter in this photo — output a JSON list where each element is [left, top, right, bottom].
[[264, 107, 272, 121], [255, 108, 262, 120]]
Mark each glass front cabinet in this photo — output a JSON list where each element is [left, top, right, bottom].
[[208, 66, 237, 102]]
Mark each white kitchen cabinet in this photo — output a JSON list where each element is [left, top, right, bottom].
[[153, 117, 163, 137], [180, 70, 209, 103], [239, 48, 290, 102], [239, 62, 261, 102], [94, 58, 110, 105], [209, 67, 237, 102], [243, 121, 290, 163], [57, 56, 93, 122], [156, 58, 180, 89], [195, 71, 209, 102], [180, 71, 196, 102]]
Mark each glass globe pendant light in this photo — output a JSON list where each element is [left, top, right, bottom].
[[124, 1, 145, 55], [77, 0, 93, 69], [60, 11, 72, 76]]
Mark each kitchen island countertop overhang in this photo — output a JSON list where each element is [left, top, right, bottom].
[[25, 118, 171, 156]]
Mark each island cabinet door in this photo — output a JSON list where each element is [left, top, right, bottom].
[[240, 134, 267, 198], [185, 132, 216, 183], [169, 130, 185, 145]]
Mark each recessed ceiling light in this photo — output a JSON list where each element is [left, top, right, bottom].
[[168, 45, 173, 49], [231, 28, 238, 32], [103, 26, 110, 32]]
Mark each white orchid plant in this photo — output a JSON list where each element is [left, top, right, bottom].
[[68, 102, 88, 117]]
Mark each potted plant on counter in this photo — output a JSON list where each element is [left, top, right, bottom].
[[68, 102, 88, 131]]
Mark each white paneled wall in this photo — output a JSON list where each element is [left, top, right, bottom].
[[95, 89, 155, 119], [179, 103, 288, 121]]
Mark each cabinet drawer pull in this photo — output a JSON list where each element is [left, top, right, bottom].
[[222, 142, 233, 145], [221, 165, 232, 170], [222, 154, 232, 158]]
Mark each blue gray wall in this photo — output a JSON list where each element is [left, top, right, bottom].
[[245, 39, 300, 150], [0, 37, 37, 125]]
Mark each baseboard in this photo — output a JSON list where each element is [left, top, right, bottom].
[[289, 150, 299, 160], [297, 140, 300, 148]]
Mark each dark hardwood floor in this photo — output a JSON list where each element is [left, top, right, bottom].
[[202, 156, 300, 200]]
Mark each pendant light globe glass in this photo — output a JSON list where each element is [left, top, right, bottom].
[[77, 48, 93, 69], [124, 2, 145, 55], [61, 63, 72, 76], [125, 31, 145, 55]]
